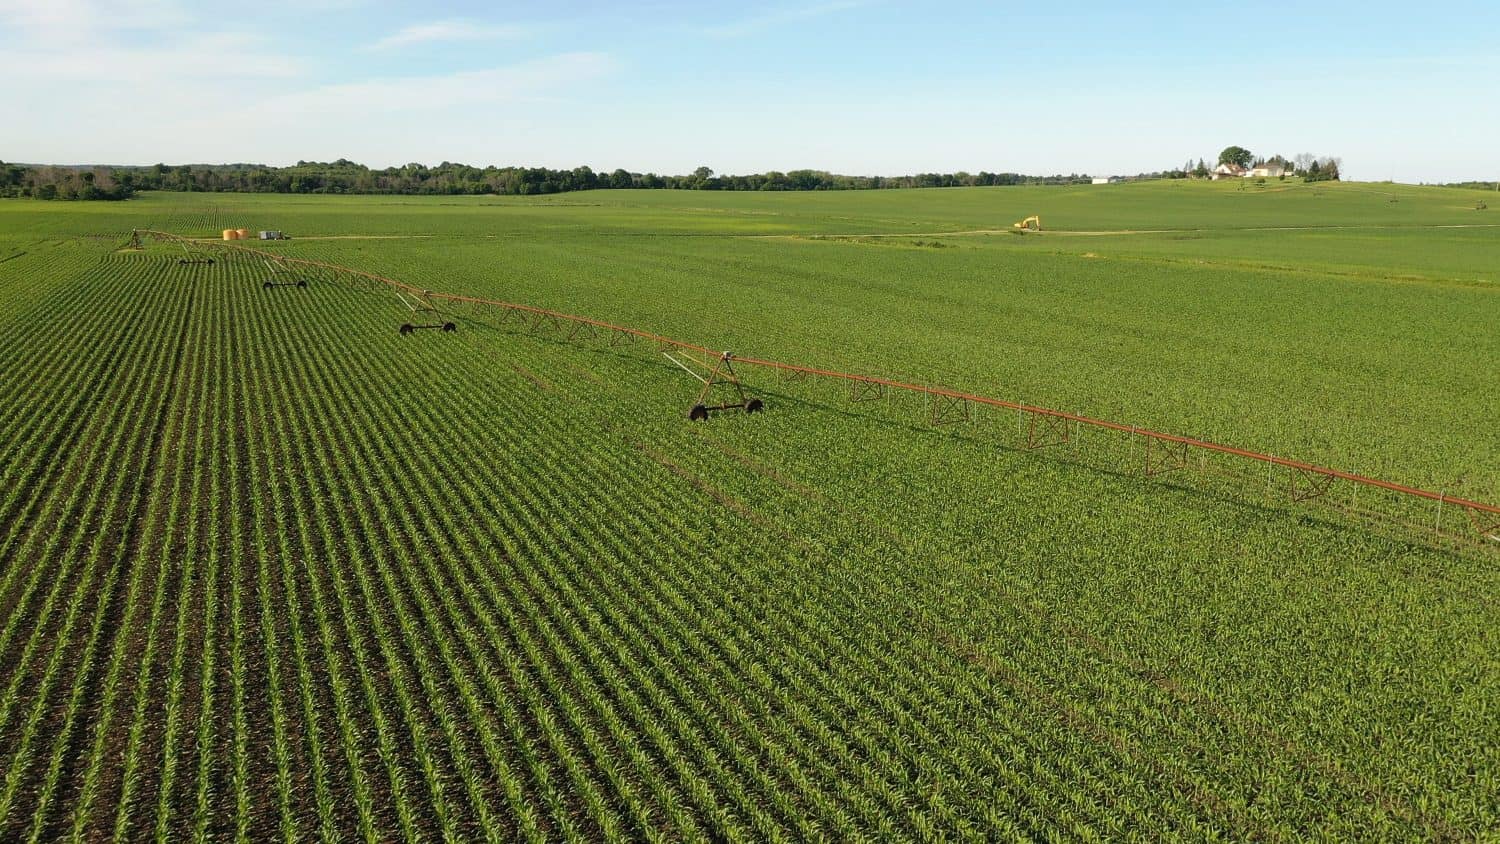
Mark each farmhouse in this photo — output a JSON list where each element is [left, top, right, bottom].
[[1211, 162, 1247, 180], [1248, 162, 1286, 178], [1091, 176, 1125, 185]]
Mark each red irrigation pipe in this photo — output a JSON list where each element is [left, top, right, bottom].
[[723, 356, 1500, 515], [132, 230, 1500, 523]]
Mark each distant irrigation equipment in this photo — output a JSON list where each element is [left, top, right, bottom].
[[126, 227, 1500, 556]]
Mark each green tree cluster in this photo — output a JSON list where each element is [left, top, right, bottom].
[[0, 161, 134, 200], [1302, 158, 1342, 182], [1218, 146, 1254, 168]]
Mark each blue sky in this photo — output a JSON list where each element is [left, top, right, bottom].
[[2, 0, 1496, 182]]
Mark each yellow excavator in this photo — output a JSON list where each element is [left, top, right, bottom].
[[1012, 214, 1041, 232]]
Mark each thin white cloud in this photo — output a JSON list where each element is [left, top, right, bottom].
[[0, 33, 305, 84], [245, 51, 613, 114], [0, 0, 304, 87], [96, 51, 619, 165], [703, 1, 863, 38], [0, 0, 190, 40], [367, 19, 528, 50]]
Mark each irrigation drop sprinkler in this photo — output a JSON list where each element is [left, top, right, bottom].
[[666, 350, 763, 420], [399, 322, 457, 335], [263, 279, 308, 289]]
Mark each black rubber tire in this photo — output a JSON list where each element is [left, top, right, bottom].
[[745, 398, 764, 413], [399, 323, 414, 335], [688, 404, 709, 421], [443, 322, 457, 332]]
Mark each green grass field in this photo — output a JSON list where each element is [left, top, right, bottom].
[[1, 181, 1497, 841]]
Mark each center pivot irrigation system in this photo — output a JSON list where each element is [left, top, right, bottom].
[[125, 229, 1500, 553]]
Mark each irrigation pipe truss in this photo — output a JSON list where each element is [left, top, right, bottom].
[[130, 229, 1500, 547]]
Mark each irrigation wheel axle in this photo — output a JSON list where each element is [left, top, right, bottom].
[[400, 321, 457, 335]]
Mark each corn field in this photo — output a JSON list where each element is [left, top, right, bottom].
[[1, 191, 1498, 841]]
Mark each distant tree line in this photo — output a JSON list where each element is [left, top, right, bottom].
[[1, 158, 1111, 200], [0, 162, 136, 200], [1, 153, 1358, 201], [1291, 153, 1341, 183]]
